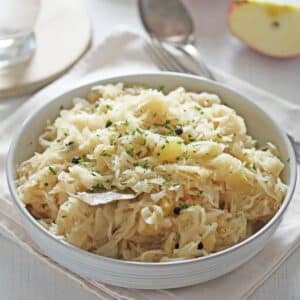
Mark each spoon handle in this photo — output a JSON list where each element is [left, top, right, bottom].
[[176, 43, 215, 80]]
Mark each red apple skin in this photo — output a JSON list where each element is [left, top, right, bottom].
[[227, 0, 300, 59]]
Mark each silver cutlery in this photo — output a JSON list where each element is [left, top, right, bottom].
[[138, 0, 214, 80]]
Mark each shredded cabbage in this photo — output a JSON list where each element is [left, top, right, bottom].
[[16, 84, 287, 262]]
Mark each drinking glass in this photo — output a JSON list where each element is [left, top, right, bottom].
[[0, 0, 40, 69]]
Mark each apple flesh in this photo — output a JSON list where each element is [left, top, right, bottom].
[[228, 0, 300, 58]]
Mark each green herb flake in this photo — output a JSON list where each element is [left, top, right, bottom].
[[198, 191, 204, 196], [48, 166, 57, 175], [287, 157, 290, 163], [44, 182, 49, 187], [194, 106, 204, 114], [106, 104, 112, 110], [126, 148, 134, 156], [136, 128, 143, 134], [158, 85, 165, 92], [100, 151, 111, 157], [252, 164, 257, 171], [179, 203, 190, 210]]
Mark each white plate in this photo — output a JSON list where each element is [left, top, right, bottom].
[[7, 73, 297, 289]]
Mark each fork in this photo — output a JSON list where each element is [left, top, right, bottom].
[[145, 39, 300, 163]]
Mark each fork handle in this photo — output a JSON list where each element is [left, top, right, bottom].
[[176, 43, 215, 80]]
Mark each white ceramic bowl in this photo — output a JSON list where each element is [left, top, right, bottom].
[[7, 73, 297, 289]]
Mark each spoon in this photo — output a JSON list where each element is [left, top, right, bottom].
[[138, 0, 214, 80]]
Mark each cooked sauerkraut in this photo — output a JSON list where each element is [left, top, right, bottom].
[[16, 83, 287, 262]]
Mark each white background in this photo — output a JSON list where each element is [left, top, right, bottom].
[[1, 0, 300, 299]]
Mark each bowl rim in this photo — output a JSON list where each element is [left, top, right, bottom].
[[7, 72, 297, 267]]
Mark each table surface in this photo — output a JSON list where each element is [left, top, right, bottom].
[[1, 0, 300, 299]]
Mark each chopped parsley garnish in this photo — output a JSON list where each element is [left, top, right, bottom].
[[100, 151, 111, 157], [194, 106, 204, 114], [198, 191, 204, 196], [136, 128, 143, 134], [179, 203, 190, 210], [65, 141, 74, 146], [126, 148, 134, 156], [106, 104, 112, 110], [287, 157, 290, 163], [252, 164, 257, 171], [48, 166, 56, 175], [158, 85, 165, 92]]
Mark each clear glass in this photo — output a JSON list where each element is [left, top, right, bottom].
[[0, 0, 40, 69]]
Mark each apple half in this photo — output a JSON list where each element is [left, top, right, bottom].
[[228, 0, 300, 58]]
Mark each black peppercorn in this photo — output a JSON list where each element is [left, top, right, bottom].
[[105, 120, 113, 128], [175, 127, 183, 135], [72, 156, 81, 164], [197, 242, 204, 250], [173, 206, 181, 215]]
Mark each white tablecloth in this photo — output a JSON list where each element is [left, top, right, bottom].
[[1, 0, 300, 299]]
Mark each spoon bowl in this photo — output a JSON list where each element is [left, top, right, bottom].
[[138, 0, 214, 79], [138, 0, 194, 44]]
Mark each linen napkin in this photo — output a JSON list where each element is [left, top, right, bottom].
[[0, 27, 299, 300]]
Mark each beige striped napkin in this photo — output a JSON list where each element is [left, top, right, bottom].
[[0, 27, 299, 300]]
